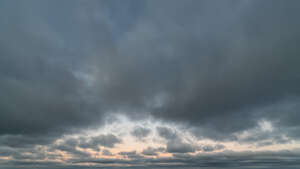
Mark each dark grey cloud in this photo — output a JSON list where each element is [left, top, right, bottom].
[[89, 0, 300, 140], [118, 150, 142, 159], [1, 0, 300, 168], [156, 127, 198, 154], [0, 0, 125, 150], [79, 134, 122, 149], [200, 144, 225, 152], [5, 149, 299, 169], [1, 0, 300, 143], [166, 140, 196, 154], [0, 0, 115, 143], [51, 134, 121, 155], [141, 147, 165, 156], [156, 127, 178, 140], [170, 149, 300, 168], [0, 134, 55, 148], [102, 149, 113, 156], [131, 126, 151, 140], [52, 137, 91, 158], [199, 145, 214, 152], [0, 145, 55, 162]]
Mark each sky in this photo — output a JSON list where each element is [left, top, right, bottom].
[[1, 0, 300, 169]]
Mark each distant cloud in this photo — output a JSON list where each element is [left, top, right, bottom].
[[79, 134, 122, 149], [102, 149, 113, 156], [131, 126, 151, 140], [200, 144, 225, 152], [142, 146, 165, 156], [156, 126, 198, 153], [50, 134, 121, 158], [166, 139, 197, 153], [156, 126, 177, 140], [119, 150, 142, 159]]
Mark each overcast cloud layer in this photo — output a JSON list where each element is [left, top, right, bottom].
[[1, 0, 300, 168]]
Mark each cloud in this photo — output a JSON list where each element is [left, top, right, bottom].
[[102, 149, 113, 156], [5, 149, 300, 169], [49, 134, 121, 159], [118, 150, 142, 159], [0, 145, 56, 162], [0, 0, 114, 144], [1, 0, 300, 144], [79, 134, 122, 149], [141, 146, 165, 156], [156, 126, 198, 153], [51, 137, 91, 158], [166, 140, 196, 154], [0, 134, 55, 148], [88, 0, 300, 140], [131, 126, 151, 140], [200, 144, 225, 152], [156, 127, 177, 140], [1, 0, 300, 168]]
